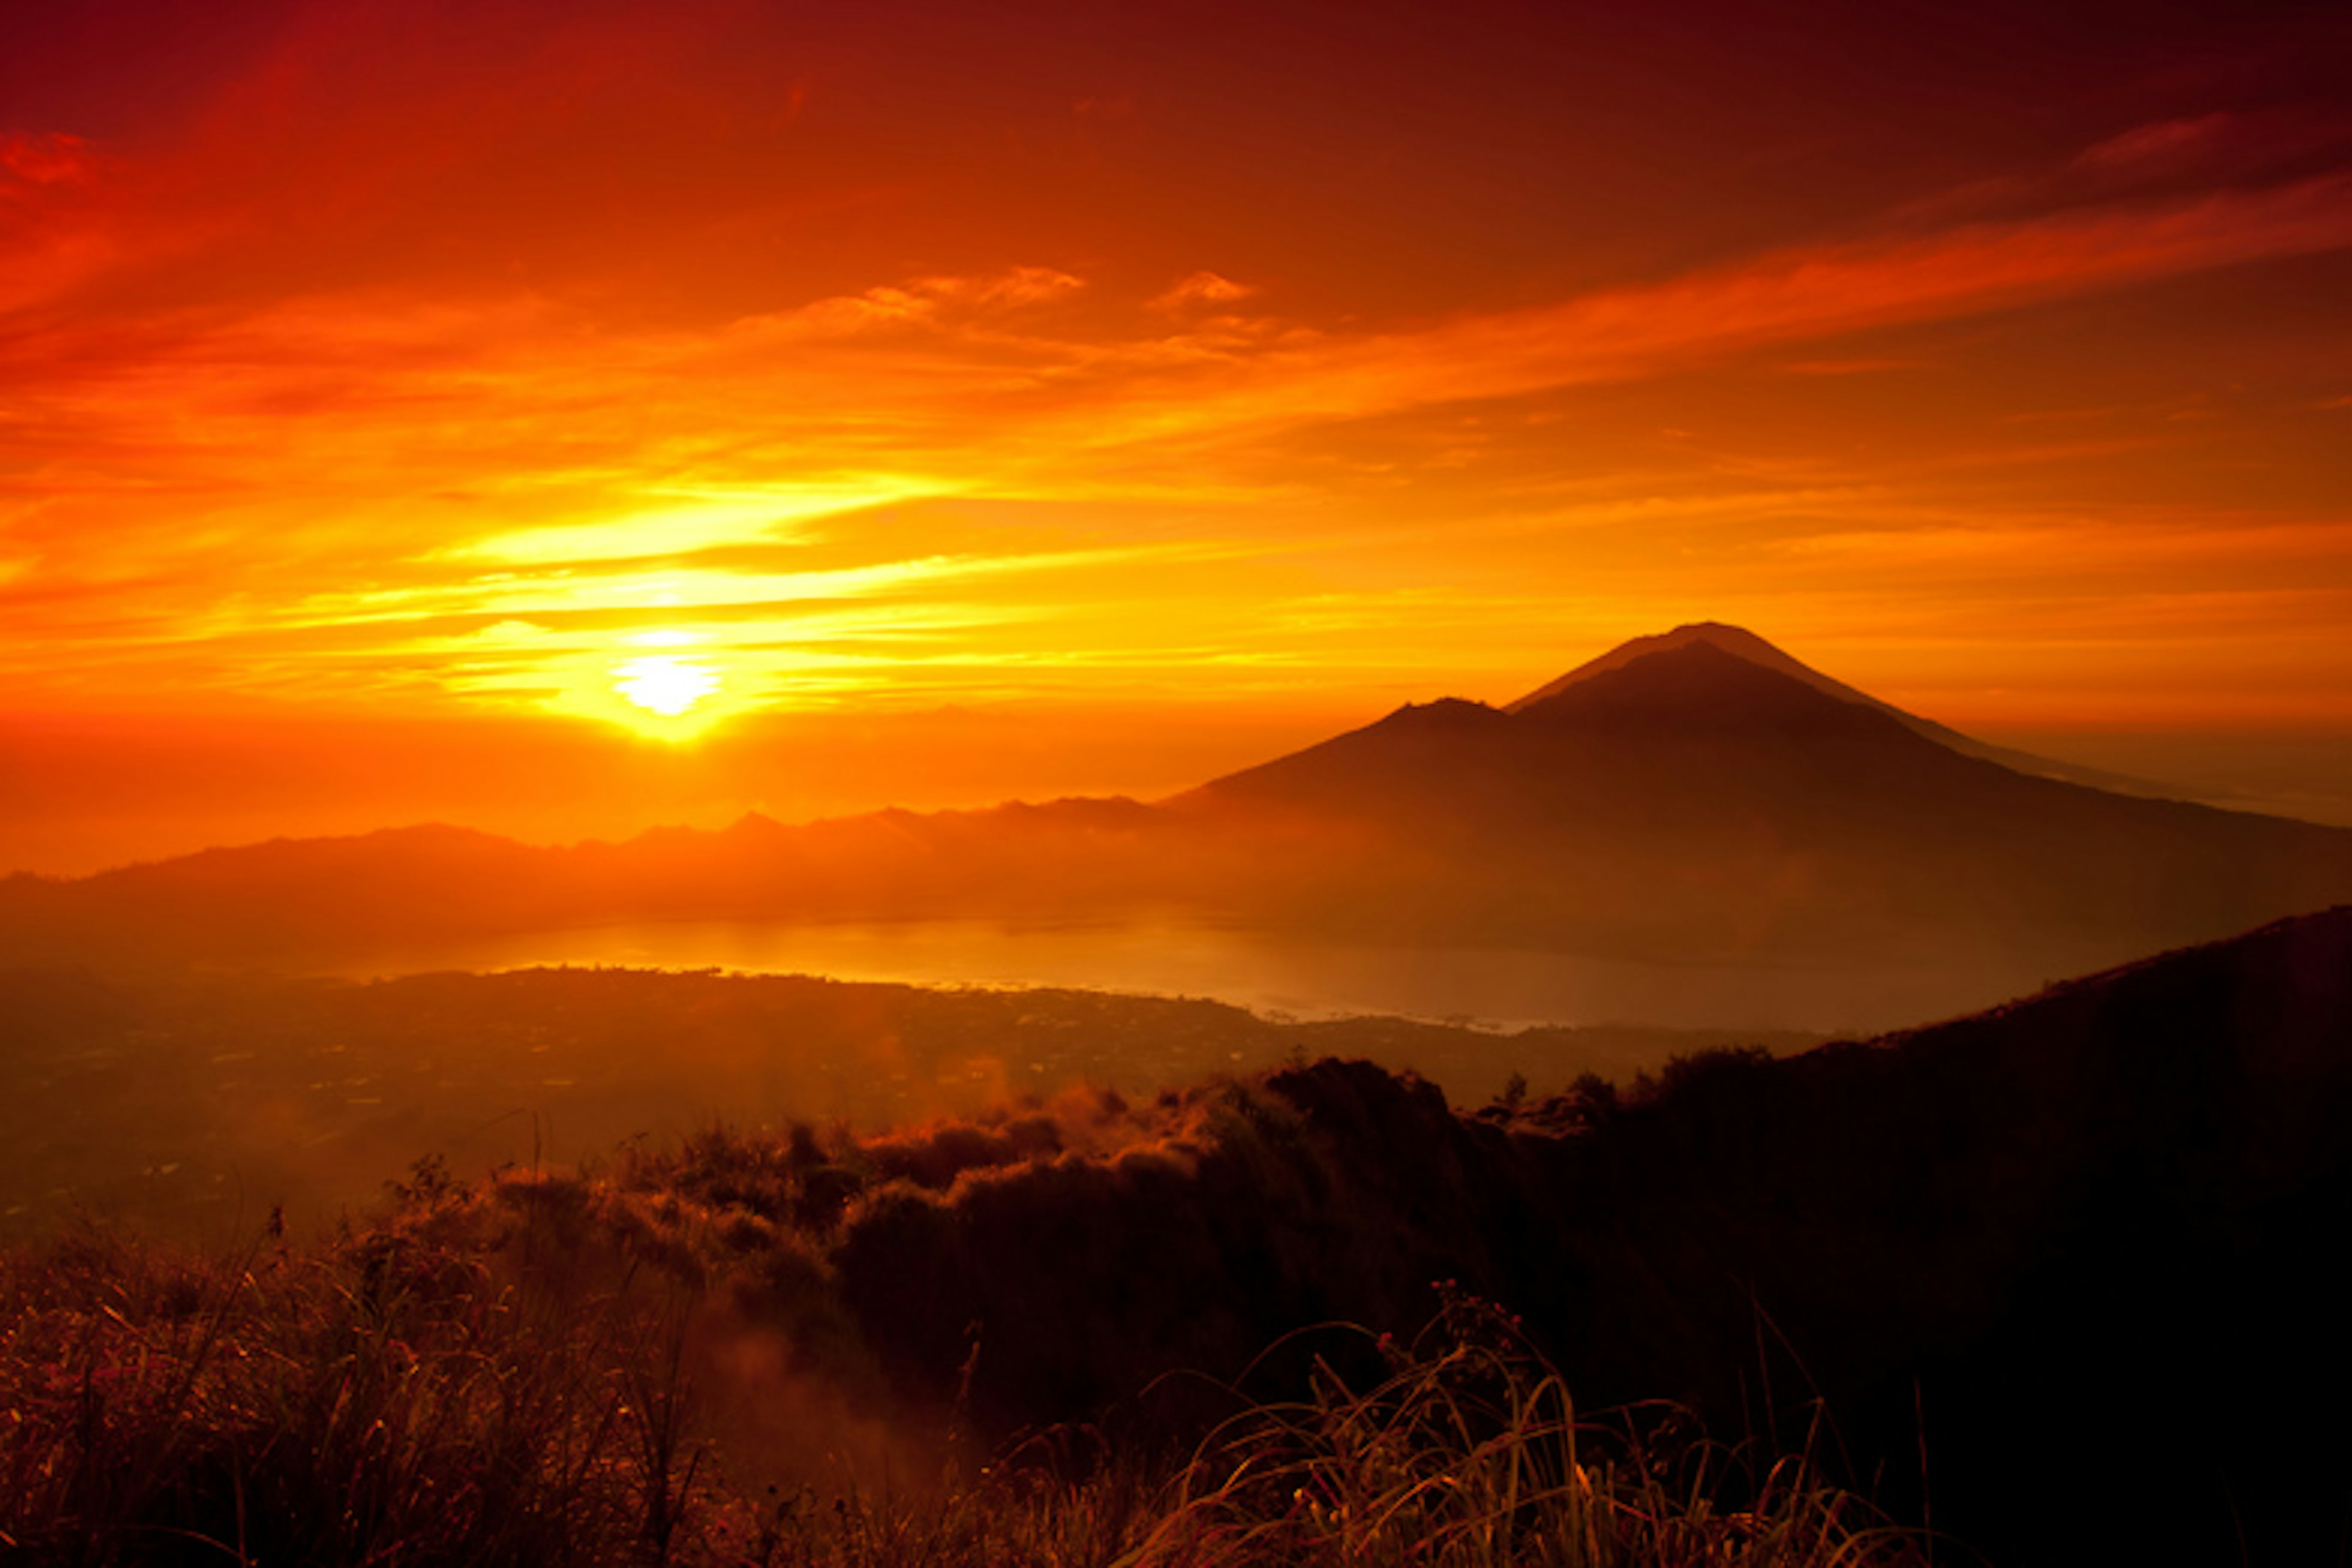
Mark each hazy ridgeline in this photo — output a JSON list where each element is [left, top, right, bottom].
[[0, 964, 1821, 1238], [6, 907, 2348, 1566], [10, 638, 2352, 1036]]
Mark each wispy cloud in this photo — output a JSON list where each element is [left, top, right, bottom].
[[1082, 173, 2352, 447], [1148, 271, 1256, 312], [0, 131, 94, 186], [445, 485, 950, 565], [728, 268, 1087, 343], [2073, 113, 2243, 178]]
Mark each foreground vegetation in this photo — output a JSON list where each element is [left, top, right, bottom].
[[15, 906, 2352, 1564], [0, 1180, 1928, 1567]]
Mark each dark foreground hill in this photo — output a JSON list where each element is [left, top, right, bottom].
[[4, 909, 2346, 1562], [13, 904, 2320, 1566], [707, 902, 2352, 1566], [5, 625, 2350, 1032]]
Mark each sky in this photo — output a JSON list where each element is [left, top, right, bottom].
[[4, 0, 2351, 871]]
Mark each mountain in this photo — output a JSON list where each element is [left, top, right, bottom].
[[4, 624, 2351, 1025], [1192, 628, 2177, 816], [1178, 631, 2352, 970], [1505, 620, 2166, 792]]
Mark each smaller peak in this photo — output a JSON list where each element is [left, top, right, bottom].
[[370, 821, 491, 843], [1378, 696, 1506, 729]]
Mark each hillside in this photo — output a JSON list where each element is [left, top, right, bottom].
[[494, 903, 2352, 1566], [7, 905, 2350, 1562], [14, 903, 2336, 1565], [644, 902, 2347, 1566]]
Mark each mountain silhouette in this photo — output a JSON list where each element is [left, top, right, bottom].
[[1506, 620, 2166, 791], [4, 624, 2350, 1023], [1175, 631, 2352, 968], [1192, 630, 2157, 815]]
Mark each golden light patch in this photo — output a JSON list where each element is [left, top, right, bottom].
[[448, 484, 944, 567], [615, 653, 720, 717]]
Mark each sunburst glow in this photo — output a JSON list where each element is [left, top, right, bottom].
[[614, 655, 720, 718]]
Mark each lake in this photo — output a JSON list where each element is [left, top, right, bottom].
[[329, 916, 2048, 1035]]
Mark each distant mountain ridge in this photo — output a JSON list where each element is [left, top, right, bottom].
[[6, 624, 2351, 1030]]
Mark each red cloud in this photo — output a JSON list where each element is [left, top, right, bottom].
[[1150, 272, 1256, 313], [0, 131, 92, 187]]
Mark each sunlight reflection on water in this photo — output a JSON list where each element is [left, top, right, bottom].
[[329, 918, 2043, 1035]]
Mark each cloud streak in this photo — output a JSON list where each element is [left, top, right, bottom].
[[1101, 173, 2352, 444]]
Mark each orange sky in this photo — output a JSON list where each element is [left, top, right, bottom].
[[4, 0, 2351, 870]]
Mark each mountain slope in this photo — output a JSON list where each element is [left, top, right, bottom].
[[1182, 636, 2352, 963], [796, 903, 2352, 1568], [1506, 620, 2166, 793]]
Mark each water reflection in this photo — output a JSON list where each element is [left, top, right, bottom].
[[334, 918, 2048, 1035]]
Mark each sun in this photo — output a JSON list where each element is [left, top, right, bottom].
[[614, 654, 720, 717]]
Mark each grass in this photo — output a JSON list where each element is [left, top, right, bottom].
[[0, 1212, 698, 1565], [1121, 1286, 1923, 1567], [0, 1171, 1932, 1567]]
